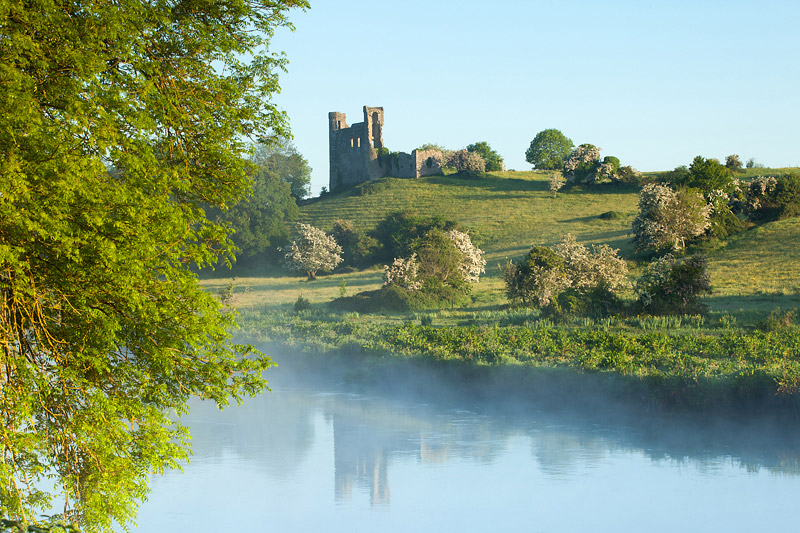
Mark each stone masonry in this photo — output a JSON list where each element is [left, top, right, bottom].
[[328, 106, 443, 191]]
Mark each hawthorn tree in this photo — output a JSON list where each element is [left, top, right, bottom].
[[525, 129, 574, 170], [283, 224, 343, 280], [0, 0, 308, 530]]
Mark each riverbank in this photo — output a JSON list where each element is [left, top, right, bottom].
[[238, 309, 800, 416]]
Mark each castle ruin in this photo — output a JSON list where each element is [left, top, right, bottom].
[[328, 106, 443, 191]]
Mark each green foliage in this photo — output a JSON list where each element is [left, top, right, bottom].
[[294, 295, 311, 312], [371, 211, 461, 263], [0, 0, 308, 528], [750, 174, 800, 222], [602, 156, 621, 172], [635, 254, 712, 314], [467, 141, 504, 171], [414, 229, 471, 295], [725, 154, 744, 174], [502, 246, 568, 307], [376, 147, 400, 170], [211, 169, 299, 259], [251, 138, 313, 199], [676, 156, 733, 193], [599, 211, 623, 220], [353, 178, 393, 196], [328, 219, 379, 268], [525, 129, 574, 170]]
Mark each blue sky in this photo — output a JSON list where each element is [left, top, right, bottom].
[[269, 0, 800, 195]]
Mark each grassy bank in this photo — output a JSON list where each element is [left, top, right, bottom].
[[238, 308, 800, 415]]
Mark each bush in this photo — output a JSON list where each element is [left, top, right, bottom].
[[502, 246, 568, 307], [329, 219, 379, 268], [294, 295, 311, 312], [675, 156, 732, 193], [446, 149, 486, 174], [466, 141, 505, 172], [371, 211, 461, 263], [635, 254, 711, 314]]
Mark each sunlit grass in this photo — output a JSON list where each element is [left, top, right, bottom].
[[207, 168, 800, 323]]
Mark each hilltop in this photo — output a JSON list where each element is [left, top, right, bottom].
[[210, 168, 800, 322]]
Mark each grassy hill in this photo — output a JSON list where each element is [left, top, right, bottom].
[[209, 169, 800, 322]]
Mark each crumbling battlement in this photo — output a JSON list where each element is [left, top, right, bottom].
[[328, 106, 443, 191]]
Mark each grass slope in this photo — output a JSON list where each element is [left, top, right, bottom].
[[213, 169, 800, 321]]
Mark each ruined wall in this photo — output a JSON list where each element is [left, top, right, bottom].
[[414, 149, 444, 178], [329, 105, 442, 191]]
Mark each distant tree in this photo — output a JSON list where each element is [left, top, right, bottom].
[[563, 144, 602, 185], [446, 149, 486, 174], [525, 129, 574, 170], [675, 156, 732, 193], [631, 184, 712, 252], [212, 169, 299, 259], [549, 173, 565, 198], [283, 224, 343, 280], [252, 138, 313, 200], [725, 154, 744, 174], [467, 141, 505, 171]]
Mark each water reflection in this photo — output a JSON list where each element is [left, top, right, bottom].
[[137, 366, 800, 532]]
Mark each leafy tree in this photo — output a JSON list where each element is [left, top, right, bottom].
[[211, 169, 299, 259], [676, 156, 733, 193], [371, 211, 461, 262], [283, 223, 343, 280], [0, 0, 308, 529], [466, 141, 504, 171], [725, 154, 744, 174], [525, 129, 574, 170], [252, 139, 313, 200], [631, 184, 712, 252]]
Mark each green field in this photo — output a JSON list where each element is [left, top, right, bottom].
[[209, 169, 800, 323]]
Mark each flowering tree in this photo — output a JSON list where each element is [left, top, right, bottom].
[[552, 234, 629, 293], [446, 229, 486, 284], [563, 144, 601, 184], [283, 223, 343, 280], [447, 149, 486, 173], [383, 229, 485, 295], [635, 254, 711, 314], [383, 254, 422, 290], [501, 247, 569, 307], [631, 184, 712, 252], [549, 173, 565, 198]]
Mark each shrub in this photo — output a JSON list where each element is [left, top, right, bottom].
[[631, 184, 711, 252], [563, 143, 601, 185], [552, 234, 629, 293], [294, 295, 311, 312], [371, 211, 461, 262], [635, 254, 711, 314], [383, 254, 422, 290], [502, 246, 569, 307], [329, 219, 379, 268]]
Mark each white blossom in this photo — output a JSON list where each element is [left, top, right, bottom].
[[383, 254, 422, 290], [282, 223, 343, 280], [446, 229, 486, 284]]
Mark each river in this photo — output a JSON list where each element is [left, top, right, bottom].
[[134, 356, 800, 532]]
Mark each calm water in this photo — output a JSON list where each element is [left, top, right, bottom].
[[135, 363, 800, 532]]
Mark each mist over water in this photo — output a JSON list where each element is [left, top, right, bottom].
[[135, 351, 800, 532]]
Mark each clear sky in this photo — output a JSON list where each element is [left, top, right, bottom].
[[269, 0, 800, 195]]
